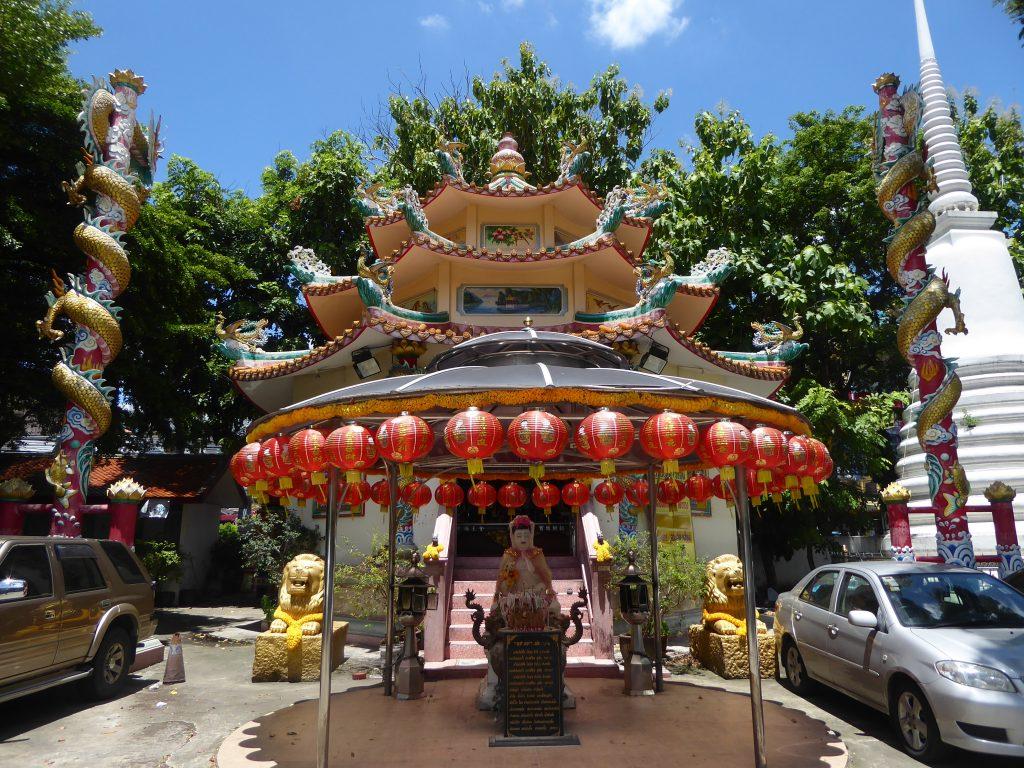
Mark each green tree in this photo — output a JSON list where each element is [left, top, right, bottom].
[[372, 42, 669, 193], [0, 0, 99, 447], [994, 0, 1024, 41]]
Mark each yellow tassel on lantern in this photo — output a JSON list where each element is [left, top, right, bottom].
[[756, 469, 772, 483], [310, 471, 327, 486], [400, 463, 414, 479], [663, 459, 679, 474], [801, 477, 816, 495], [529, 463, 545, 480], [255, 479, 269, 491], [544, 509, 552, 522], [771, 492, 783, 503], [600, 459, 616, 476], [345, 469, 362, 484], [784, 474, 798, 490], [467, 458, 483, 476], [719, 466, 736, 481], [279, 476, 293, 490]]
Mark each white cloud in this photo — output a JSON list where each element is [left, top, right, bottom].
[[502, 0, 525, 9], [419, 14, 450, 31], [588, 0, 689, 49]]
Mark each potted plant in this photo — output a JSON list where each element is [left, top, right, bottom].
[[137, 540, 185, 607], [609, 533, 706, 661], [259, 594, 277, 632]]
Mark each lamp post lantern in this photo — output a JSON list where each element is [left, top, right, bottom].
[[617, 550, 654, 696], [395, 552, 438, 700]]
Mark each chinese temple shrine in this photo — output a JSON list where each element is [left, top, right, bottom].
[[218, 133, 809, 669]]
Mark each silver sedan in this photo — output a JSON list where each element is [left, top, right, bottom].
[[774, 561, 1024, 762]]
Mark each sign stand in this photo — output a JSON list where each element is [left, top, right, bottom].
[[489, 629, 580, 747]]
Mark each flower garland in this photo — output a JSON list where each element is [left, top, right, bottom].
[[702, 609, 748, 637]]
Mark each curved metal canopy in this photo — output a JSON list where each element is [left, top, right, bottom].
[[245, 329, 809, 445]]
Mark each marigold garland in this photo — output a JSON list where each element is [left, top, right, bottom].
[[702, 609, 748, 637]]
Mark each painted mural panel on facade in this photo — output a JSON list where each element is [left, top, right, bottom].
[[458, 285, 566, 315]]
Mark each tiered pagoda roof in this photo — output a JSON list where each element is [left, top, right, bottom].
[[219, 133, 805, 412]]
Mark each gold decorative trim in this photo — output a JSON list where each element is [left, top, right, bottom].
[[106, 476, 147, 502], [881, 482, 912, 503], [984, 480, 1016, 503], [0, 477, 34, 501], [246, 388, 811, 442]]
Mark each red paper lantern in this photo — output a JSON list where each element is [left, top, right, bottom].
[[782, 433, 809, 498], [498, 482, 527, 518], [400, 481, 432, 516], [434, 480, 465, 512], [230, 443, 262, 487], [311, 483, 329, 506], [801, 438, 830, 503], [702, 420, 752, 481], [326, 424, 378, 483], [574, 408, 635, 476], [508, 410, 568, 479], [370, 479, 391, 516], [265, 478, 285, 498], [767, 471, 787, 503], [640, 410, 698, 473], [467, 481, 497, 520], [376, 412, 434, 478], [712, 473, 737, 507], [624, 478, 650, 508], [812, 450, 834, 485], [745, 468, 769, 507], [561, 480, 591, 514], [686, 473, 713, 505], [594, 480, 624, 515], [444, 407, 504, 476], [657, 477, 686, 512], [342, 480, 371, 511], [750, 425, 787, 484], [288, 473, 313, 502], [259, 436, 293, 478], [289, 429, 328, 488], [532, 481, 561, 520]]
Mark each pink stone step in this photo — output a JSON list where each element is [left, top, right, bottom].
[[451, 593, 589, 611], [448, 622, 591, 642], [448, 638, 595, 659], [455, 568, 582, 581], [454, 579, 585, 595]]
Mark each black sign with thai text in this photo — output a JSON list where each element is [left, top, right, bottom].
[[503, 629, 562, 738]]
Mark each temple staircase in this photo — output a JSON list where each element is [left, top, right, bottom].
[[447, 556, 596, 661]]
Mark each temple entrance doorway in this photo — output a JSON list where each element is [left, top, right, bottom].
[[453, 479, 576, 558]]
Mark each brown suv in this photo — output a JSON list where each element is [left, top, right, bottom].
[[0, 536, 158, 703]]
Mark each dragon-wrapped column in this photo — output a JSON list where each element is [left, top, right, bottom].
[[872, 73, 973, 566], [36, 71, 160, 535]]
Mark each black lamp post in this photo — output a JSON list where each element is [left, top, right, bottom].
[[617, 550, 654, 696], [395, 552, 437, 700]]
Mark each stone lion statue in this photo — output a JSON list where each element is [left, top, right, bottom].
[[270, 554, 326, 644], [702, 554, 767, 636]]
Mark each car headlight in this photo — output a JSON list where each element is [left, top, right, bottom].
[[935, 661, 1017, 692]]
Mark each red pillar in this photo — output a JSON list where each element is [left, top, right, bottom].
[[0, 500, 25, 535], [107, 501, 141, 545], [985, 482, 1022, 577], [882, 483, 915, 562]]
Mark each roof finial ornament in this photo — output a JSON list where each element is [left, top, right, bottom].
[[523, 316, 534, 328], [913, 0, 979, 215]]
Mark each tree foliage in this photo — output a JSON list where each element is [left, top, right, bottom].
[[372, 43, 669, 193], [995, 0, 1024, 42], [0, 0, 99, 447]]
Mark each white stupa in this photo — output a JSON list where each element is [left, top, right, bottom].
[[893, 0, 1024, 556]]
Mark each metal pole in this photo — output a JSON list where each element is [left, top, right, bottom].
[[646, 464, 663, 692], [734, 466, 767, 768], [316, 468, 340, 768], [383, 462, 399, 697]]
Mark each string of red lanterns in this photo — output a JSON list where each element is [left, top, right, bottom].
[[230, 408, 833, 516]]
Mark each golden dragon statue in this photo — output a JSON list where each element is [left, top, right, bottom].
[[873, 72, 973, 566], [35, 70, 161, 534]]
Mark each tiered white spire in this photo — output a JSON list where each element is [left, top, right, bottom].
[[914, 0, 979, 214]]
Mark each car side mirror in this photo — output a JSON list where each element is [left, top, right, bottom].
[[848, 609, 878, 629], [0, 578, 28, 602]]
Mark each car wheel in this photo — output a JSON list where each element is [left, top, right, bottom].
[[891, 682, 948, 763], [782, 638, 816, 695], [84, 627, 131, 699]]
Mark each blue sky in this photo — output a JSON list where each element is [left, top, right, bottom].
[[68, 1, 1022, 195]]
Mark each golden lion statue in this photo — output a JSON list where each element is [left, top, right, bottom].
[[701, 554, 767, 636], [269, 554, 326, 649]]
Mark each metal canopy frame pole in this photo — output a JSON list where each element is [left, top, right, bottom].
[[383, 461, 399, 697], [734, 465, 767, 768], [316, 467, 341, 768], [646, 464, 664, 692]]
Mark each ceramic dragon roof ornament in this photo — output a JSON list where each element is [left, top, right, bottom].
[[716, 317, 808, 365], [435, 138, 466, 183], [555, 138, 590, 185], [287, 245, 346, 285], [873, 71, 973, 567], [354, 182, 400, 218], [214, 313, 309, 363], [35, 70, 160, 535]]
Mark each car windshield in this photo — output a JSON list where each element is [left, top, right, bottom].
[[880, 571, 1024, 628]]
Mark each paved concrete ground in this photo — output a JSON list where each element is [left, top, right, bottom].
[[1, 607, 1021, 767]]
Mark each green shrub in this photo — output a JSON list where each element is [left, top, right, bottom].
[[136, 540, 185, 585], [238, 506, 322, 587]]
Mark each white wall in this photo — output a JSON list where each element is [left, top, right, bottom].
[[178, 503, 221, 590]]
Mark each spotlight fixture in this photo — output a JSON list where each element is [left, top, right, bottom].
[[638, 342, 669, 375], [352, 347, 382, 380]]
